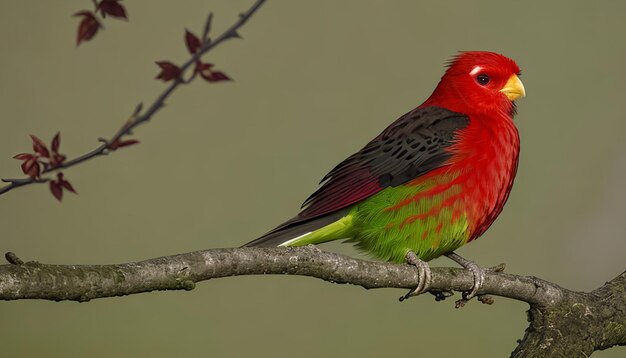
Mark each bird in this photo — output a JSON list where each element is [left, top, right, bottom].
[[243, 51, 525, 300]]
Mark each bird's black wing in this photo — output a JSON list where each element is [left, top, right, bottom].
[[244, 106, 469, 247]]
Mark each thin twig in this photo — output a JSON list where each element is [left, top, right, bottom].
[[0, 0, 266, 197], [202, 12, 213, 42]]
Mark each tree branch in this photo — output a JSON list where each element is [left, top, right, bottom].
[[0, 0, 266, 197], [0, 246, 556, 304], [0, 246, 624, 356]]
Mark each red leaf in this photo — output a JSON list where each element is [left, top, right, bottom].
[[13, 153, 34, 160], [185, 29, 202, 54], [50, 153, 66, 168], [155, 61, 181, 82], [49, 173, 77, 201], [57, 173, 77, 194], [49, 181, 63, 201], [51, 132, 61, 153], [30, 135, 50, 158], [21, 157, 40, 178], [205, 71, 231, 82], [74, 11, 101, 46], [49, 132, 65, 167], [196, 62, 231, 82], [108, 138, 139, 150], [61, 180, 77, 194], [196, 62, 213, 72], [97, 0, 128, 20], [116, 139, 140, 148], [196, 62, 213, 71]]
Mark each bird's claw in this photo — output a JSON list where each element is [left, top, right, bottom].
[[399, 251, 431, 302], [462, 260, 485, 300], [444, 252, 486, 301]]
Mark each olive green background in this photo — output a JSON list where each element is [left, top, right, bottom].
[[1, 1, 625, 357]]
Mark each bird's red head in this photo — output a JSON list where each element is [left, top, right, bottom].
[[422, 51, 525, 117]]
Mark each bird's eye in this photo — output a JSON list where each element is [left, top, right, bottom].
[[476, 74, 490, 85]]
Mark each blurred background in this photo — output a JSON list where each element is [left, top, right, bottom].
[[1, 1, 625, 357]]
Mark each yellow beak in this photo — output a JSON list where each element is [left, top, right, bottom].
[[500, 74, 526, 101]]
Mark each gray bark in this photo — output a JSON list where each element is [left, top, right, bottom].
[[0, 246, 624, 356]]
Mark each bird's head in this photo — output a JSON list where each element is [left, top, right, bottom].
[[423, 51, 525, 117]]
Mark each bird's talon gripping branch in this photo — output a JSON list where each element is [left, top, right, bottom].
[[399, 250, 432, 301], [465, 262, 486, 299], [445, 252, 485, 300]]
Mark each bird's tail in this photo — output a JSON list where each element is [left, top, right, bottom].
[[242, 210, 353, 248]]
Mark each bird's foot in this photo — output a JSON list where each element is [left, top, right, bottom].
[[399, 251, 431, 302], [444, 252, 485, 300]]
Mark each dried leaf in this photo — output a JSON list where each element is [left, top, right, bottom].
[[74, 11, 101, 46], [155, 61, 181, 82], [97, 0, 128, 20], [30, 135, 50, 158], [185, 29, 201, 54]]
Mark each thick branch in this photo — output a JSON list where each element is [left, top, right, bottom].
[[0, 246, 557, 305], [511, 271, 626, 357], [0, 0, 266, 196], [1, 246, 624, 356]]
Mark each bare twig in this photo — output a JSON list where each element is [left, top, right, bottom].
[[0, 0, 266, 197], [202, 12, 213, 42]]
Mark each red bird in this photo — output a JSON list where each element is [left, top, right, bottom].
[[245, 51, 525, 299]]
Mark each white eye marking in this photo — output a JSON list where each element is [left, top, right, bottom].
[[469, 66, 483, 76]]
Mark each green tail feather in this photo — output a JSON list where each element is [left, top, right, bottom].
[[280, 215, 354, 246]]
